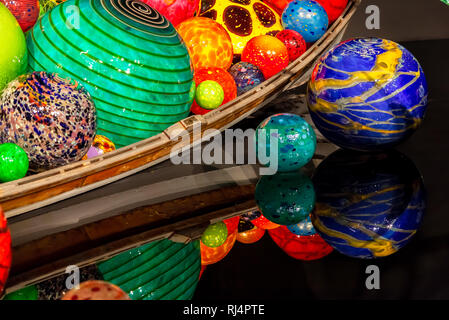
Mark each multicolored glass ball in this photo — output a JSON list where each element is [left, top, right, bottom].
[[0, 72, 96, 171], [62, 280, 130, 300], [177, 17, 234, 70], [201, 221, 229, 248], [27, 0, 194, 149], [191, 67, 237, 115], [307, 38, 428, 151], [255, 113, 316, 172], [0, 2, 28, 92], [269, 225, 333, 260], [255, 170, 316, 225], [0, 0, 40, 32], [276, 29, 307, 62], [141, 0, 199, 26], [195, 80, 224, 110], [242, 35, 289, 79], [199, 0, 283, 56], [281, 0, 329, 43], [0, 143, 29, 182], [229, 62, 266, 96], [315, 0, 348, 24], [312, 149, 426, 259], [0, 206, 11, 295]]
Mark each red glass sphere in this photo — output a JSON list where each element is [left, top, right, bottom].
[[0, 206, 11, 295], [0, 0, 39, 32], [276, 29, 307, 62], [315, 0, 348, 24], [268, 226, 333, 261]]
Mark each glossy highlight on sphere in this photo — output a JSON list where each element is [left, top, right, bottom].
[[98, 239, 201, 300], [282, 0, 329, 43], [307, 38, 428, 151], [255, 113, 316, 172], [276, 29, 307, 62], [0, 72, 96, 171], [195, 80, 224, 110], [177, 17, 233, 70], [0, 206, 11, 295], [190, 67, 237, 115], [242, 35, 289, 79], [0, 143, 29, 182], [0, 2, 28, 91], [0, 0, 40, 32], [201, 221, 229, 248], [312, 150, 426, 259], [269, 225, 333, 260], [229, 61, 265, 96], [199, 0, 283, 55], [62, 280, 130, 300], [27, 0, 194, 149], [141, 0, 199, 26], [255, 170, 316, 225]]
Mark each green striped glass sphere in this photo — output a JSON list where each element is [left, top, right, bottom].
[[97, 239, 201, 300], [27, 0, 194, 148]]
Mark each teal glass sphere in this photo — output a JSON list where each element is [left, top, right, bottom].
[[27, 0, 194, 148], [255, 113, 316, 172]]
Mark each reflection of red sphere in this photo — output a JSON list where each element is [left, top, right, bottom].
[[62, 280, 130, 300], [223, 216, 240, 234], [201, 230, 237, 265], [268, 226, 333, 261], [237, 225, 265, 244], [191, 68, 237, 115], [315, 0, 348, 24], [199, 265, 207, 280], [0, 206, 11, 295], [276, 29, 307, 62], [241, 35, 289, 79], [251, 214, 279, 230]]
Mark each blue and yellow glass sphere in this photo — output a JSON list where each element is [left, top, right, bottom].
[[307, 38, 428, 151], [282, 0, 329, 43], [311, 150, 426, 259], [27, 0, 194, 148], [255, 113, 316, 172], [255, 170, 316, 225]]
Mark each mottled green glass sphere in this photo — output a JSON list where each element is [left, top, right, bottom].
[[0, 143, 29, 182], [201, 221, 228, 248]]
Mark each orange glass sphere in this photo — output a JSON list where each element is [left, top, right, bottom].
[[201, 230, 237, 265], [0, 206, 11, 295], [177, 17, 233, 70], [237, 225, 265, 244], [241, 35, 289, 79], [191, 67, 237, 115]]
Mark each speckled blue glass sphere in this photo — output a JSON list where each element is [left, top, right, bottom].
[[255, 113, 316, 172], [311, 150, 425, 259], [229, 62, 265, 96], [255, 171, 316, 225], [287, 215, 316, 236], [282, 0, 329, 43], [307, 38, 428, 151]]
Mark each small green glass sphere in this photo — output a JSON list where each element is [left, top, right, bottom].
[[0, 143, 29, 182], [195, 80, 225, 110], [255, 113, 317, 172], [3, 285, 38, 300], [201, 221, 228, 248]]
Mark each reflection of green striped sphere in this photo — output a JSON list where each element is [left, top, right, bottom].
[[97, 239, 201, 300], [27, 0, 194, 148]]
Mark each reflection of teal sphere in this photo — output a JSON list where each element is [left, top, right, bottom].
[[312, 150, 425, 259], [255, 113, 316, 172], [27, 0, 194, 148], [307, 38, 428, 151], [98, 239, 200, 300], [287, 215, 316, 236], [255, 171, 316, 225]]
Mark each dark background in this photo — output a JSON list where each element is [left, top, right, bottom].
[[194, 1, 449, 299]]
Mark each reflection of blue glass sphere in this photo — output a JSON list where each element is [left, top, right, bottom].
[[255, 170, 315, 225], [287, 215, 316, 236], [229, 62, 265, 96], [255, 113, 316, 172], [311, 150, 426, 259], [282, 0, 328, 43], [307, 38, 428, 151]]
